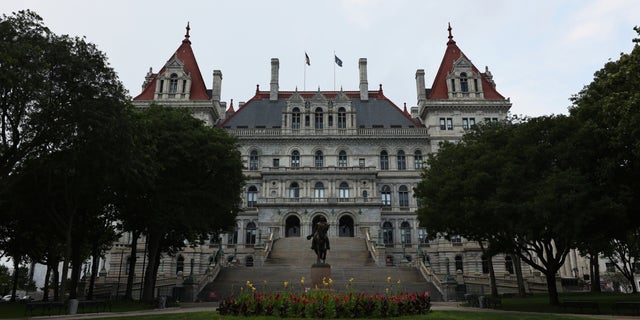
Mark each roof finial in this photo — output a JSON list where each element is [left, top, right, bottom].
[[447, 22, 455, 44], [185, 22, 191, 39]]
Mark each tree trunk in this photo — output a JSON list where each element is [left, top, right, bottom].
[[141, 232, 161, 302], [488, 256, 499, 298], [68, 247, 83, 299], [545, 272, 560, 306], [10, 258, 19, 302], [590, 254, 601, 293], [42, 265, 51, 301], [125, 230, 139, 300], [52, 264, 60, 301], [87, 248, 101, 300], [513, 254, 527, 296]]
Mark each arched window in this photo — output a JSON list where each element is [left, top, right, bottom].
[[339, 182, 349, 201], [337, 107, 347, 128], [249, 150, 259, 170], [315, 150, 323, 168], [246, 222, 257, 246], [383, 221, 393, 247], [400, 221, 411, 246], [292, 107, 301, 129], [291, 150, 300, 168], [247, 186, 258, 207], [362, 190, 368, 202], [455, 255, 464, 272], [460, 72, 469, 92], [176, 255, 184, 275], [379, 151, 389, 170], [169, 73, 178, 93], [314, 182, 325, 199], [338, 150, 347, 167], [505, 256, 514, 274], [398, 185, 409, 208], [315, 107, 323, 129], [414, 150, 424, 169], [381, 185, 391, 206], [397, 150, 406, 170], [289, 182, 300, 200]]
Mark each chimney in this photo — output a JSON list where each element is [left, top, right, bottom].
[[212, 70, 222, 102], [359, 58, 368, 101], [415, 69, 426, 103], [270, 58, 279, 101]]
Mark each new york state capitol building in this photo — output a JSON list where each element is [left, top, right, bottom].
[[104, 25, 591, 295]]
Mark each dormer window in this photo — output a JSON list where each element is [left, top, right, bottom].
[[292, 107, 301, 129], [460, 72, 469, 92], [169, 73, 178, 94]]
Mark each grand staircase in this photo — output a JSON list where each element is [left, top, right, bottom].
[[198, 237, 442, 301]]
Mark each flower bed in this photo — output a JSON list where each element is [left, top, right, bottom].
[[217, 278, 431, 318]]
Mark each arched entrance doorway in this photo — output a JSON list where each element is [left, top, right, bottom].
[[285, 215, 301, 237], [338, 215, 354, 237]]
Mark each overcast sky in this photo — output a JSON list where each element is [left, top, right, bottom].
[[4, 0, 639, 117]]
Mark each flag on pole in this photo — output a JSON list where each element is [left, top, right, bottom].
[[305, 52, 310, 66], [334, 55, 343, 67]]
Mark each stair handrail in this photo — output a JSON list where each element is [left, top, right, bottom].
[[263, 231, 275, 256], [418, 260, 445, 298], [196, 262, 222, 295], [363, 228, 379, 262]]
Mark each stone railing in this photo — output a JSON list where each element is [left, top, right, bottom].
[[227, 127, 429, 137], [418, 260, 445, 298], [362, 228, 379, 264]]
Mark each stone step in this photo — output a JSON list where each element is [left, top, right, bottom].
[[198, 236, 443, 302]]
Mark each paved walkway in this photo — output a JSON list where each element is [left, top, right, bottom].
[[21, 301, 638, 320]]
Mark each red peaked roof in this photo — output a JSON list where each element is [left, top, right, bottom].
[[428, 25, 505, 100], [133, 23, 210, 101]]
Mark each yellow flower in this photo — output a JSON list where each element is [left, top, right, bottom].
[[251, 286, 256, 291], [283, 281, 289, 288], [328, 278, 334, 285], [301, 277, 305, 285], [349, 277, 354, 283], [385, 288, 389, 294], [386, 276, 392, 283], [246, 280, 252, 286], [397, 280, 401, 285]]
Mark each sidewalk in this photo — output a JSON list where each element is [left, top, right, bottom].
[[23, 301, 638, 320]]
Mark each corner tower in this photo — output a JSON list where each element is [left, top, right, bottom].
[[132, 23, 226, 126], [416, 24, 511, 151]]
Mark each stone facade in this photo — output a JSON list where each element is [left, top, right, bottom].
[[102, 25, 600, 295]]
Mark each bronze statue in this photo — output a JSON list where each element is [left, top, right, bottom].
[[307, 217, 330, 264]]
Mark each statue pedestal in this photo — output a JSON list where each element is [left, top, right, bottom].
[[310, 263, 331, 288]]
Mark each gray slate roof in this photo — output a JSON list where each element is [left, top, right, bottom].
[[222, 94, 418, 129]]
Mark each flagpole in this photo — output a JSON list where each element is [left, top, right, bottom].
[[304, 52, 306, 91], [333, 51, 336, 91]]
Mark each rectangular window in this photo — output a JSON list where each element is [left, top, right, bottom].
[[272, 158, 279, 168], [305, 115, 310, 127], [462, 118, 469, 129], [492, 117, 498, 122], [484, 117, 491, 123], [446, 118, 453, 130], [328, 115, 333, 127], [359, 158, 365, 168], [451, 235, 462, 246], [182, 80, 187, 93], [450, 79, 456, 92], [159, 80, 164, 93], [469, 118, 475, 127], [439, 118, 446, 130]]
